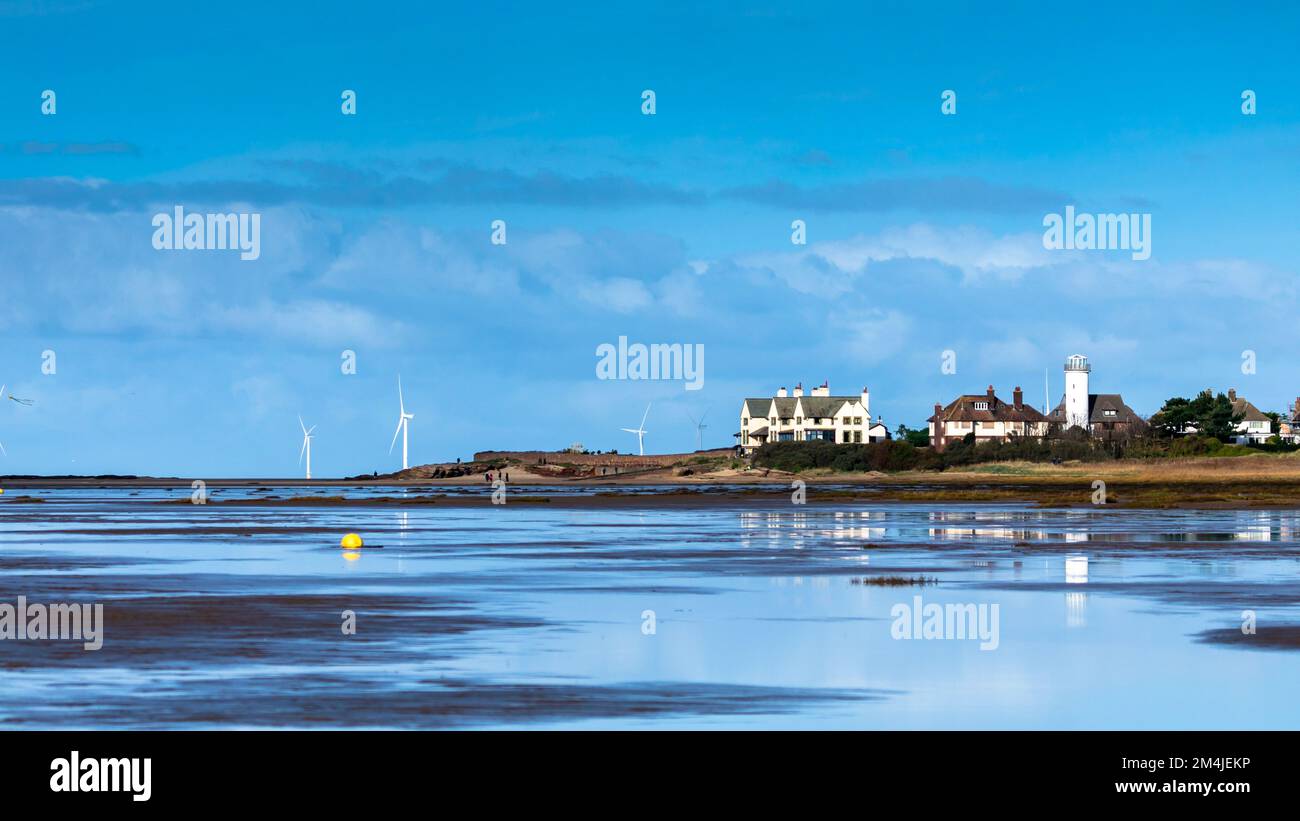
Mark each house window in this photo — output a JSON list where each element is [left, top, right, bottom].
[[742, 417, 748, 426], [1103, 409, 1116, 417], [853, 431, 862, 443], [770, 417, 776, 426], [973, 401, 989, 411], [796, 416, 802, 424]]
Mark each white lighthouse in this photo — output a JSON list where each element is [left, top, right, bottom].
[[1064, 354, 1091, 430]]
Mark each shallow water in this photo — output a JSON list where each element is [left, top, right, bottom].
[[2, 487, 1299, 729]]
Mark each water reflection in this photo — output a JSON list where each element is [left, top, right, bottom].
[[4, 491, 1300, 729]]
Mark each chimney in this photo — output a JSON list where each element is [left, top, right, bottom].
[[777, 387, 787, 398], [793, 382, 804, 397], [1228, 388, 1237, 402], [861, 386, 870, 411], [987, 385, 995, 401], [933, 403, 945, 452], [1013, 386, 1023, 410]]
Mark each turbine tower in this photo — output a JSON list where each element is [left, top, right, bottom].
[[687, 407, 710, 451], [621, 403, 651, 456], [298, 415, 316, 480], [389, 375, 414, 470]]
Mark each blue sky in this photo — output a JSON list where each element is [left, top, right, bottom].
[[2, 0, 1300, 476]]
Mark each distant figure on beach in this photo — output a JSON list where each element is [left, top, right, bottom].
[[486, 472, 493, 483]]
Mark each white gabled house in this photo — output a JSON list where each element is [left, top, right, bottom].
[[1228, 389, 1273, 444], [736, 381, 888, 455], [1168, 388, 1273, 443]]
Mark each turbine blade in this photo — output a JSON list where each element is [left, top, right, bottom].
[[699, 407, 709, 424], [0, 439, 6, 457], [398, 375, 405, 415], [299, 415, 307, 435], [299, 436, 307, 463], [640, 403, 651, 428], [307, 426, 317, 435], [390, 416, 403, 453]]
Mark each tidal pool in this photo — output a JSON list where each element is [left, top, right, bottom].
[[2, 487, 1298, 729]]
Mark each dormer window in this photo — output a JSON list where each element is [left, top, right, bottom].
[[1103, 409, 1116, 417], [973, 401, 989, 411]]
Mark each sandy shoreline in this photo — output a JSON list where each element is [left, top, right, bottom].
[[5, 455, 1300, 508]]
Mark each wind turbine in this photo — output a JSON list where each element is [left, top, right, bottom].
[[298, 415, 316, 480], [621, 403, 651, 456], [687, 407, 710, 451], [389, 375, 414, 470], [0, 383, 34, 457]]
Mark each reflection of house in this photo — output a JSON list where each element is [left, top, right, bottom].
[[736, 382, 887, 455], [927, 386, 1048, 453], [1227, 389, 1273, 444], [1046, 354, 1146, 438]]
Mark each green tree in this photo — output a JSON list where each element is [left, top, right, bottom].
[[895, 424, 930, 447], [1265, 411, 1282, 434], [1192, 390, 1243, 441], [1154, 392, 1243, 442], [1150, 396, 1194, 437]]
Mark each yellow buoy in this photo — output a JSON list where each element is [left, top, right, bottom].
[[340, 533, 363, 549]]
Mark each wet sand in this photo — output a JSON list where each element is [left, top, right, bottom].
[[4, 487, 1300, 728], [7, 454, 1300, 509], [5, 482, 1300, 510]]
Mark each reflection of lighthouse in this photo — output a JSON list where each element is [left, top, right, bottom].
[[1064, 354, 1091, 430], [1065, 555, 1088, 627]]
